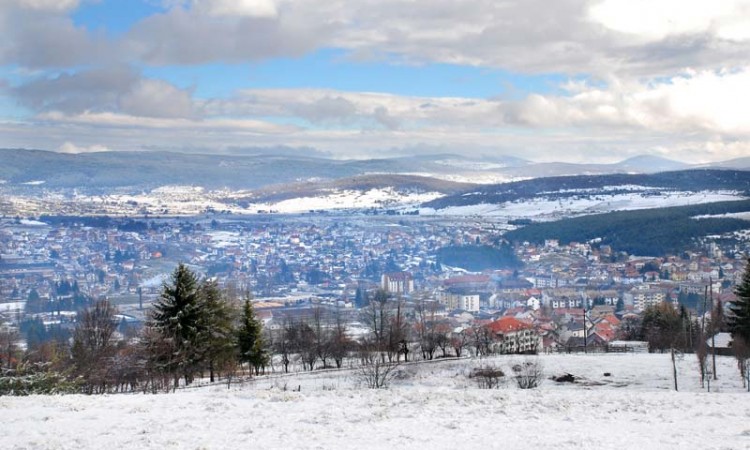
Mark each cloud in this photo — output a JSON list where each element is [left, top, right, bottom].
[[124, 5, 327, 65], [0, 1, 108, 69], [119, 79, 198, 119], [4, 0, 750, 77], [57, 141, 109, 154], [11, 66, 140, 114], [506, 68, 750, 136], [196, 0, 278, 18], [589, 0, 750, 43], [12, 0, 81, 12], [10, 66, 199, 119], [204, 88, 503, 130], [37, 111, 298, 135]]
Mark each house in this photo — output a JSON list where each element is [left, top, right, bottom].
[[706, 332, 734, 356], [437, 288, 480, 312], [381, 272, 414, 294], [486, 317, 540, 354]]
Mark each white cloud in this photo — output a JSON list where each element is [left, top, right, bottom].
[[58, 141, 109, 153], [0, 1, 108, 68], [12, 0, 80, 12], [119, 79, 197, 119], [588, 0, 750, 43], [10, 67, 200, 120], [124, 4, 325, 65], [204, 88, 504, 130], [38, 111, 299, 135], [508, 68, 750, 136], [195, 0, 278, 18]]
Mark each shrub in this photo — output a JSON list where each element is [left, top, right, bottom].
[[514, 359, 543, 389], [470, 365, 505, 389]]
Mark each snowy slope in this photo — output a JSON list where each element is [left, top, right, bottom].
[[2, 353, 749, 450], [422, 191, 744, 221]]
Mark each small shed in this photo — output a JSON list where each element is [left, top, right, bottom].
[[706, 332, 734, 356]]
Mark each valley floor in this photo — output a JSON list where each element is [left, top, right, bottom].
[[2, 353, 749, 450]]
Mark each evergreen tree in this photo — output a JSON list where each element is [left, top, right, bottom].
[[150, 263, 202, 385], [195, 280, 236, 382], [729, 260, 750, 343], [640, 302, 687, 352], [237, 295, 267, 375]]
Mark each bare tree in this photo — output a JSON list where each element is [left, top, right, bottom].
[[71, 300, 118, 394], [696, 333, 709, 390], [435, 323, 452, 358], [732, 335, 750, 391], [311, 306, 333, 368], [330, 306, 351, 368], [387, 298, 408, 362], [415, 297, 439, 360], [288, 319, 317, 371], [356, 345, 400, 389], [470, 324, 494, 357], [272, 318, 293, 374], [361, 289, 390, 362], [0, 324, 19, 371], [451, 328, 469, 358]]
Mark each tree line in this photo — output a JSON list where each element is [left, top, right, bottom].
[[634, 261, 750, 391], [1, 264, 267, 394], [505, 199, 750, 256], [4, 259, 750, 394]]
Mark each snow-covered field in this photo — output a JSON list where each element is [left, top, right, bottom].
[[2, 353, 749, 449], [423, 191, 745, 221]]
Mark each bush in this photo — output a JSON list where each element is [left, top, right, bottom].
[[0, 365, 80, 396], [470, 365, 505, 389], [356, 353, 399, 389], [514, 359, 543, 389]]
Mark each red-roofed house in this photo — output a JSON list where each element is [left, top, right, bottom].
[[486, 317, 540, 354]]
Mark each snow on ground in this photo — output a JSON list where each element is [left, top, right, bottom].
[[696, 212, 750, 221], [424, 191, 745, 221], [2, 354, 749, 450], [207, 231, 242, 248], [0, 301, 25, 313], [267, 188, 442, 213], [19, 219, 48, 227]]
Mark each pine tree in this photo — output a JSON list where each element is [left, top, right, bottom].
[[237, 296, 267, 375], [729, 259, 750, 344], [196, 280, 237, 383], [151, 263, 202, 385]]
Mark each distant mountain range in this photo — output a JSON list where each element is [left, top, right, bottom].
[[3, 148, 750, 220], [0, 148, 714, 193]]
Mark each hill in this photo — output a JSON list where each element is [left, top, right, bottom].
[[424, 169, 750, 210], [1, 354, 748, 449], [238, 174, 478, 204], [504, 199, 750, 256]]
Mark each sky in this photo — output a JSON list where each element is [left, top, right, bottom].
[[1, 0, 750, 163]]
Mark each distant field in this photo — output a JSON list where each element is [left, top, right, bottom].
[[2, 353, 749, 449]]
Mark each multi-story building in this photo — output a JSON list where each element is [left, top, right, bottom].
[[381, 271, 414, 294], [487, 317, 540, 354]]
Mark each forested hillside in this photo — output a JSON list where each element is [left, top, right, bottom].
[[504, 199, 750, 256], [425, 170, 750, 209]]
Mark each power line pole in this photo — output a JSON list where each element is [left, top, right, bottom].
[[710, 277, 717, 380], [583, 307, 587, 354]]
